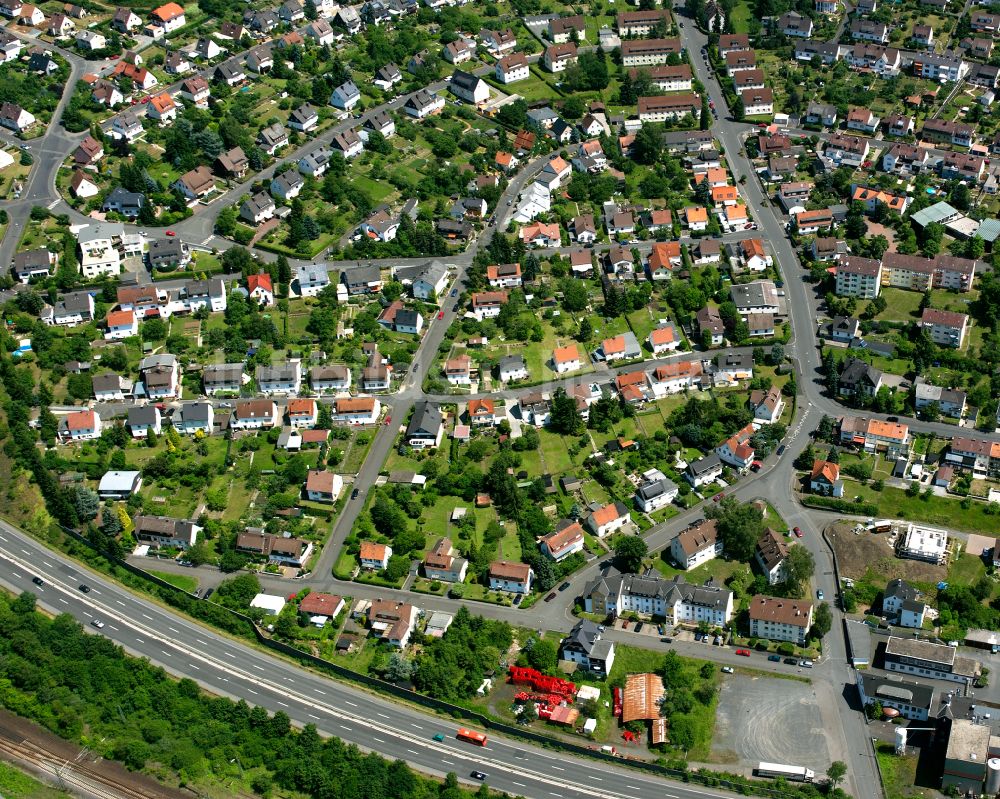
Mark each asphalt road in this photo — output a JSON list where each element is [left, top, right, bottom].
[[0, 517, 756, 799]]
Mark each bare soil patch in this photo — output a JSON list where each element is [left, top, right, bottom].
[[827, 522, 947, 584]]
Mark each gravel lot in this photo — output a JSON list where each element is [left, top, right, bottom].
[[710, 672, 833, 774]]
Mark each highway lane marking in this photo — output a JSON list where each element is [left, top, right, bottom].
[[142, 613, 153, 620], [116, 600, 125, 607], [407, 749, 419, 755], [162, 651, 171, 656], [309, 714, 320, 720], [41, 561, 52, 568], [511, 782, 524, 788], [252, 664, 265, 672], [314, 689, 325, 695], [107, 625, 118, 631], [20, 549, 29, 555], [442, 760, 454, 766], [168, 627, 178, 633], [0, 535, 6, 541], [410, 724, 422, 729], [377, 713, 389, 719], [197, 639, 208, 645], [550, 792, 562, 797], [190, 664, 199, 670], [592, 777, 602, 782], [135, 638, 144, 643], [57, 598, 68, 604], [344, 701, 357, 707], [247, 688, 257, 695], [373, 737, 385, 744], [277, 701, 288, 707], [0, 547, 691, 799], [551, 766, 564, 771]]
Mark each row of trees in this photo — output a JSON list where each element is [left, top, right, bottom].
[[0, 591, 491, 799]]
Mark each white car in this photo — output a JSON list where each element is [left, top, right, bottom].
[[91, 620, 105, 629], [721, 666, 734, 674]]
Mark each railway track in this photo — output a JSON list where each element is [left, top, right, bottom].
[[0, 735, 151, 799]]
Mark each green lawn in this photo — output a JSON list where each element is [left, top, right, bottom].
[[149, 570, 199, 593], [853, 484, 1000, 532], [874, 743, 922, 799], [653, 554, 743, 586], [728, 0, 752, 32], [949, 552, 986, 586], [0, 759, 72, 799], [876, 288, 923, 322]]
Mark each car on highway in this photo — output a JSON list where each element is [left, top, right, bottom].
[[31, 576, 43, 586], [437, 310, 444, 319], [768, 654, 781, 662], [736, 648, 751, 656], [79, 584, 91, 593], [165, 230, 176, 236], [470, 771, 488, 781], [91, 620, 105, 629], [816, 589, 825, 600], [544, 592, 557, 602], [433, 733, 445, 742], [351, 488, 360, 500]]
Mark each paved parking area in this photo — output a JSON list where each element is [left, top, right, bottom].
[[711, 673, 833, 774]]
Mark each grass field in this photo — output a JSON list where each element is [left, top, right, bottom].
[[728, 0, 752, 32], [853, 484, 1000, 532], [149, 570, 199, 593], [0, 759, 71, 799]]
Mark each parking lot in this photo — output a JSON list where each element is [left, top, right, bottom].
[[711, 673, 834, 774]]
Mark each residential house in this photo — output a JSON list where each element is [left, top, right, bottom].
[[127, 405, 161, 439], [541, 521, 585, 561], [258, 123, 289, 155], [810, 459, 843, 497], [544, 42, 578, 72], [236, 530, 313, 567], [755, 528, 789, 584], [716, 422, 755, 469], [133, 515, 200, 549], [489, 561, 533, 594], [449, 70, 489, 104], [585, 502, 631, 539], [686, 452, 724, 487], [405, 401, 443, 448], [920, 308, 968, 348], [838, 357, 883, 399], [748, 595, 814, 644], [59, 409, 102, 442], [670, 518, 722, 569], [231, 399, 279, 430], [498, 354, 528, 382], [635, 469, 679, 512], [175, 401, 213, 435], [749, 385, 785, 424], [330, 396, 380, 425], [304, 469, 343, 503], [422, 538, 468, 583]]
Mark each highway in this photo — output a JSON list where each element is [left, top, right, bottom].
[[0, 517, 750, 799]]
